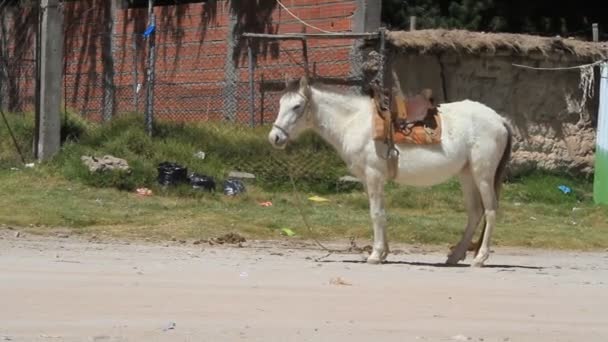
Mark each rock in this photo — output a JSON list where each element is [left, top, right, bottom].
[[228, 171, 256, 180], [81, 155, 130, 173], [57, 233, 70, 239], [339, 175, 361, 183], [14, 231, 20, 238], [162, 322, 176, 331]]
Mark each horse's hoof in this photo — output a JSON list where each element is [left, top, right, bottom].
[[445, 256, 461, 265], [471, 256, 488, 267], [366, 256, 382, 264], [471, 260, 484, 267]]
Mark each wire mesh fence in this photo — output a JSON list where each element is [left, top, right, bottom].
[[1, 0, 381, 191], [0, 0, 38, 166]]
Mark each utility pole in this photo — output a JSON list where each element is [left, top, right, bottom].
[[36, 0, 63, 161]]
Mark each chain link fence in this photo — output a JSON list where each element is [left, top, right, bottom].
[[2, 0, 379, 192], [0, 0, 38, 166]]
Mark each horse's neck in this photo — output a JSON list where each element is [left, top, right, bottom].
[[310, 88, 370, 152]]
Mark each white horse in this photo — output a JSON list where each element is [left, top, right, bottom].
[[268, 76, 512, 267]]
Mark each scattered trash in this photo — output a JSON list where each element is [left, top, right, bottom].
[[228, 171, 256, 180], [136, 187, 153, 196], [329, 277, 352, 286], [451, 335, 471, 341], [157, 162, 188, 186], [25, 163, 35, 168], [557, 185, 572, 194], [81, 155, 130, 173], [143, 24, 156, 37], [308, 196, 329, 202], [14, 231, 20, 238], [193, 151, 206, 160], [9, 167, 19, 171], [189, 173, 216, 192], [259, 201, 273, 207], [223, 179, 246, 196], [240, 271, 249, 278], [530, 216, 537, 221], [162, 322, 176, 332], [210, 232, 246, 245], [281, 228, 296, 237]]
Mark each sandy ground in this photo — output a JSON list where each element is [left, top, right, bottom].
[[1, 230, 607, 342]]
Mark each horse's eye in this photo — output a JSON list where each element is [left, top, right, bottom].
[[293, 104, 301, 111]]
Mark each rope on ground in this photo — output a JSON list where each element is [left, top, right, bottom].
[[276, 0, 338, 34], [287, 170, 336, 261]]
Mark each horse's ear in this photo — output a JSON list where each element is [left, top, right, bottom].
[[299, 75, 309, 90], [300, 75, 312, 98], [421, 88, 433, 101]]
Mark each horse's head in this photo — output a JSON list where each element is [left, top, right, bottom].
[[268, 76, 313, 149]]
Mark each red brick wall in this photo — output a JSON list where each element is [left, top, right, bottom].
[[61, 0, 359, 123]]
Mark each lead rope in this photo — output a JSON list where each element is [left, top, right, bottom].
[[287, 169, 337, 261]]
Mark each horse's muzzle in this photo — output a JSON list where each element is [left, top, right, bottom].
[[268, 128, 288, 149]]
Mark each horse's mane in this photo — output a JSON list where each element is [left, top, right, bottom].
[[282, 78, 368, 98]]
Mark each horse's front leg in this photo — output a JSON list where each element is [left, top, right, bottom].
[[366, 176, 389, 264]]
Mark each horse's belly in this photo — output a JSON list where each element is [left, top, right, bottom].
[[394, 147, 466, 187]]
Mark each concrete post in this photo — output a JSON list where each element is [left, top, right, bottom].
[[222, 11, 238, 122], [101, 0, 117, 121], [36, 0, 63, 161]]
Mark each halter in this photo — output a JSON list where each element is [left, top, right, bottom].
[[273, 91, 311, 141]]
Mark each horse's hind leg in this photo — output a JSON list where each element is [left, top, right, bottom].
[[470, 147, 503, 267], [446, 167, 484, 265]]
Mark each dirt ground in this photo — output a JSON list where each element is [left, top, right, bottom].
[[1, 230, 607, 342]]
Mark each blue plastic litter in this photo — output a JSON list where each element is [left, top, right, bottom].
[[557, 185, 572, 194], [143, 24, 156, 37]]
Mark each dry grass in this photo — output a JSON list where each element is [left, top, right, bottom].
[[386, 29, 608, 59]]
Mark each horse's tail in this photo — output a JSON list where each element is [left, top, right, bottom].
[[494, 120, 513, 204], [471, 120, 513, 254]]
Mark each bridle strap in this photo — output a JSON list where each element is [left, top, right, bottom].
[[273, 124, 290, 140], [273, 91, 311, 141]]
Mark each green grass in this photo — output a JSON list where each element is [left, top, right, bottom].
[[0, 111, 607, 249]]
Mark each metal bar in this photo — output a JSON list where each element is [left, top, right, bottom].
[[133, 33, 139, 113], [409, 16, 417, 31], [247, 39, 255, 128], [593, 23, 599, 42], [145, 0, 155, 137], [378, 28, 386, 87], [302, 38, 309, 78], [260, 73, 265, 125], [242, 32, 380, 40]]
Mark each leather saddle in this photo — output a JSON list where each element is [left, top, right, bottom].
[[371, 85, 441, 145]]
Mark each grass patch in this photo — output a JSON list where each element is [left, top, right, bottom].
[[1, 167, 606, 250], [1, 111, 607, 250]]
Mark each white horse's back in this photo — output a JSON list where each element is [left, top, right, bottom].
[[389, 99, 508, 187]]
